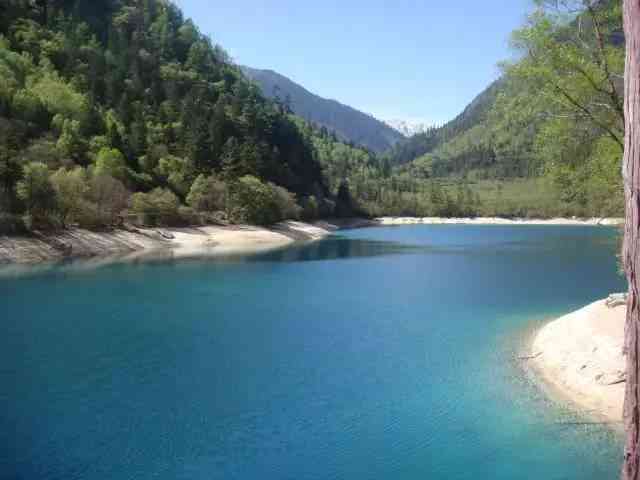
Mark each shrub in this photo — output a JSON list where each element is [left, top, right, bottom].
[[94, 147, 127, 182], [155, 155, 194, 196], [49, 168, 130, 229], [300, 195, 319, 220], [88, 174, 130, 227], [228, 175, 280, 225], [271, 184, 301, 220], [186, 174, 228, 212], [130, 187, 182, 226], [177, 205, 199, 225], [50, 167, 89, 227], [18, 138, 62, 170], [227, 176, 303, 226], [16, 162, 59, 230]]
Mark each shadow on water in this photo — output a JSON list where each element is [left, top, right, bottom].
[[247, 236, 427, 263], [0, 225, 621, 279], [0, 236, 428, 279]]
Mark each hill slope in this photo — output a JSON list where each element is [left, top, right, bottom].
[[242, 66, 404, 153], [384, 80, 502, 167], [385, 0, 624, 217], [0, 0, 348, 230]]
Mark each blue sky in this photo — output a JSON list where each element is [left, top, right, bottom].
[[174, 0, 533, 125]]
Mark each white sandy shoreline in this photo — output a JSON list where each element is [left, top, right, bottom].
[[376, 216, 624, 226], [0, 216, 623, 266], [530, 299, 626, 424], [0, 220, 374, 266]]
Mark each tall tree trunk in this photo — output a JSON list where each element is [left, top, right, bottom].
[[623, 1, 640, 479]]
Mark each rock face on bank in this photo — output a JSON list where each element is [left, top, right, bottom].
[[0, 221, 348, 265], [532, 299, 626, 422], [0, 228, 162, 264]]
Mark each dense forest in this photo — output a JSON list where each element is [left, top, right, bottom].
[[0, 0, 363, 232], [0, 0, 627, 233]]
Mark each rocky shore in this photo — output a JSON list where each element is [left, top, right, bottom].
[[531, 297, 626, 423], [0, 220, 374, 265], [0, 217, 622, 266]]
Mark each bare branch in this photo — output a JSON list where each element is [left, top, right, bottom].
[[586, 3, 625, 123], [551, 82, 623, 148]]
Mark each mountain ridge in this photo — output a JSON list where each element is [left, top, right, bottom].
[[241, 66, 405, 153]]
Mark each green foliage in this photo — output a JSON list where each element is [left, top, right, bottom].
[[56, 118, 85, 160], [156, 155, 194, 196], [28, 70, 88, 121], [16, 161, 58, 228], [87, 173, 130, 227], [380, 0, 624, 218], [228, 175, 279, 225], [508, 1, 623, 147], [47, 165, 130, 228], [271, 184, 301, 221], [228, 175, 298, 225], [186, 174, 227, 212], [300, 195, 319, 220], [130, 187, 181, 226], [498, 0, 624, 215], [0, 0, 327, 230], [94, 147, 127, 182], [50, 166, 88, 226]]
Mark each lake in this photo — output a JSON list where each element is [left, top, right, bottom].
[[0, 225, 627, 479]]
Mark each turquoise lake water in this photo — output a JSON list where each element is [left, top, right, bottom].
[[0, 225, 627, 479]]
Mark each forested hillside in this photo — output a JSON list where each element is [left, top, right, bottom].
[[242, 66, 404, 153], [384, 81, 502, 167], [386, 0, 624, 217], [0, 0, 351, 231]]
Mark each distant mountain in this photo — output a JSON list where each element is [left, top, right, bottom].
[[384, 119, 432, 138], [241, 66, 404, 153], [385, 80, 503, 166]]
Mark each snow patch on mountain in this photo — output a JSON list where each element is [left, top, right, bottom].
[[384, 119, 433, 137]]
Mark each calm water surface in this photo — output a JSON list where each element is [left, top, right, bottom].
[[0, 225, 627, 479]]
